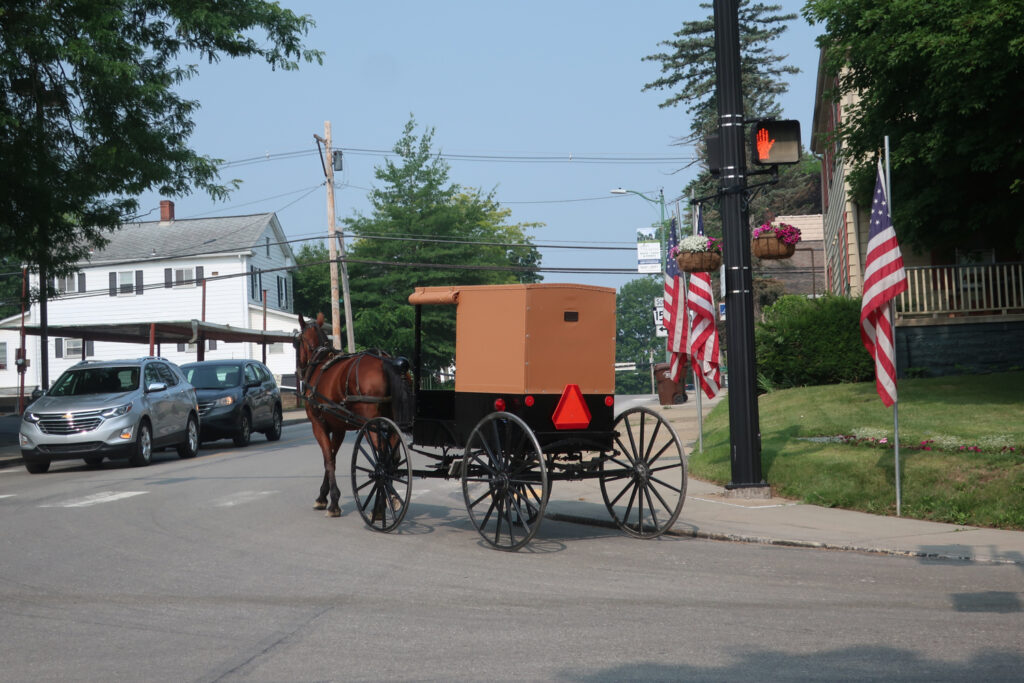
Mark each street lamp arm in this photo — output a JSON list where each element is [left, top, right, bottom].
[[610, 187, 659, 204]]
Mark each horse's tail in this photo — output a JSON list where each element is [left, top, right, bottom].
[[382, 356, 415, 430]]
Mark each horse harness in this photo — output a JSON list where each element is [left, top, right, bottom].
[[296, 329, 391, 427]]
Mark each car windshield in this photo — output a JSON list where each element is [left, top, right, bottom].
[[185, 365, 242, 389], [49, 367, 139, 396]]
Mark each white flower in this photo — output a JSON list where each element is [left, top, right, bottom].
[[679, 235, 712, 252]]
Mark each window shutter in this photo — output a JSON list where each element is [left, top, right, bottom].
[[177, 343, 185, 352], [109, 272, 117, 296], [208, 339, 217, 351], [85, 340, 94, 356], [55, 338, 63, 358], [195, 266, 204, 286], [165, 268, 172, 288], [77, 273, 86, 292], [135, 270, 144, 295]]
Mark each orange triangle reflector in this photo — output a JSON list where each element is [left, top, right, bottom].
[[552, 384, 591, 430]]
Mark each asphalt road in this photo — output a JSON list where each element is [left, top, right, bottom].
[[1, 423, 1022, 681]]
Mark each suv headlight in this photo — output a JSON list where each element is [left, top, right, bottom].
[[214, 396, 235, 407], [23, 412, 39, 423], [101, 403, 132, 418]]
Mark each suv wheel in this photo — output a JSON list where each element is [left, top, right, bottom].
[[265, 405, 283, 442], [129, 421, 153, 467], [177, 414, 199, 459], [233, 410, 251, 447], [25, 459, 50, 474]]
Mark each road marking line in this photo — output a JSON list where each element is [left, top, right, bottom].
[[41, 491, 148, 508], [214, 490, 279, 507], [0, 494, 15, 499]]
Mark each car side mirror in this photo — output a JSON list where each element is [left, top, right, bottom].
[[30, 388, 45, 401], [146, 382, 167, 393]]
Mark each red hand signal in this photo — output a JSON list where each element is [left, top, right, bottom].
[[756, 127, 775, 161]]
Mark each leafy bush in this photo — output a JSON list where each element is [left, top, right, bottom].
[[755, 295, 872, 389]]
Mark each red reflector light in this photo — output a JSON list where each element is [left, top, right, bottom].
[[524, 395, 535, 407], [552, 384, 591, 430], [494, 398, 506, 412], [604, 395, 614, 407]]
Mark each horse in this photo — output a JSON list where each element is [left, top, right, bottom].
[[295, 313, 394, 517]]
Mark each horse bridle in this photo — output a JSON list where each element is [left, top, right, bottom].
[[294, 323, 333, 392]]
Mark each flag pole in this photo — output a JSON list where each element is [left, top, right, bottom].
[[691, 197, 704, 453], [885, 135, 902, 517]]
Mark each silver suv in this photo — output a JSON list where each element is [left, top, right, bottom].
[[19, 358, 199, 473]]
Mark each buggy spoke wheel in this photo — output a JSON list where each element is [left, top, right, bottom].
[[462, 412, 547, 551], [600, 407, 687, 538], [351, 417, 413, 532]]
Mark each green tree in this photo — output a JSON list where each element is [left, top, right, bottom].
[[0, 1, 322, 282], [292, 242, 332, 320], [343, 116, 543, 373], [804, 0, 1024, 252], [615, 277, 663, 395], [644, 1, 799, 142], [644, 2, 814, 240]]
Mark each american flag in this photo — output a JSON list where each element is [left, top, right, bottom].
[[860, 163, 907, 407], [687, 209, 722, 399], [663, 217, 686, 382]]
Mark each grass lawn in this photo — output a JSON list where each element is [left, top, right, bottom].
[[689, 371, 1024, 530]]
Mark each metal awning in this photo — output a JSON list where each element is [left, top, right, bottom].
[[5, 319, 295, 346]]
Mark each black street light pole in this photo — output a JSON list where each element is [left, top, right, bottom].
[[714, 0, 765, 488]]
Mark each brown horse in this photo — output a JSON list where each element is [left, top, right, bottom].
[[295, 313, 392, 517]]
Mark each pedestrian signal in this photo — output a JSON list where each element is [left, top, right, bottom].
[[750, 120, 801, 165]]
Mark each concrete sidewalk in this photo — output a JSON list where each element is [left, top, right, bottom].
[[3, 400, 1023, 565]]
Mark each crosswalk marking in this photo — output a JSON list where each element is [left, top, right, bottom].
[[214, 490, 278, 507], [40, 491, 148, 508]]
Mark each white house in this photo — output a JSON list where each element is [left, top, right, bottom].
[[1, 201, 300, 398]]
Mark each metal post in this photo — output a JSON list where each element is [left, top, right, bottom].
[[714, 0, 764, 488]]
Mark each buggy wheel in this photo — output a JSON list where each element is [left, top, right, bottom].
[[600, 407, 687, 538], [351, 417, 413, 532], [462, 412, 548, 551]]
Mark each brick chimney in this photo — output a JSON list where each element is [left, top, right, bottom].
[[160, 200, 175, 222]]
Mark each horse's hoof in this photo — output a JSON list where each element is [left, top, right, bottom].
[[325, 508, 341, 518], [313, 501, 327, 510]]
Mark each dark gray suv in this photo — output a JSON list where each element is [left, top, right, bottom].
[[181, 360, 283, 447], [19, 358, 200, 473]]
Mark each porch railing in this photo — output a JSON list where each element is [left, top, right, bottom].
[[897, 262, 1024, 317]]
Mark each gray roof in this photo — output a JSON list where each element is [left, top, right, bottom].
[[83, 213, 282, 265]]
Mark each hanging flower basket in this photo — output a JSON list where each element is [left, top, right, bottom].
[[676, 251, 722, 272], [751, 236, 796, 260], [751, 222, 801, 260]]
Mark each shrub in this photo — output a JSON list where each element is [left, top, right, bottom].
[[755, 294, 873, 389]]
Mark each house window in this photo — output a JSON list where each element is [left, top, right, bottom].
[[65, 339, 83, 357], [0, 342, 6, 370], [174, 267, 194, 288], [119, 271, 134, 294], [277, 276, 284, 307], [56, 273, 84, 293], [268, 343, 284, 354], [265, 236, 271, 257]]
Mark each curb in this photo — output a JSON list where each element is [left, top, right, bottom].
[[543, 511, 1024, 566]]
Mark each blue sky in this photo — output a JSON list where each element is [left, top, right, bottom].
[[139, 1, 823, 292]]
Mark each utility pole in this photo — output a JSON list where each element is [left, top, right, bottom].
[[314, 121, 356, 352], [714, 0, 765, 490]]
